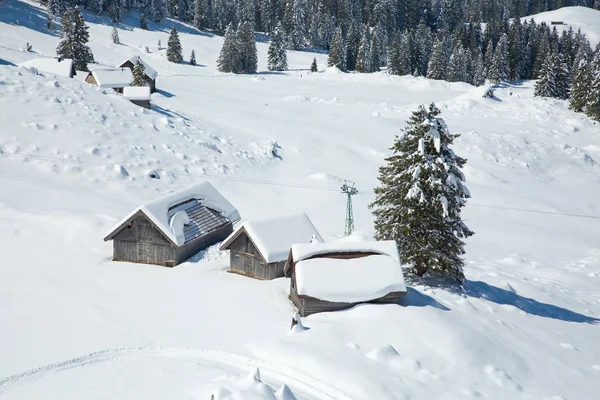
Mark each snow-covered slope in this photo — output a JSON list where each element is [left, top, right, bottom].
[[1, 1, 600, 399], [522, 6, 600, 45]]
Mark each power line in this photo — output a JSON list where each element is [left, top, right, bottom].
[[2, 151, 600, 220]]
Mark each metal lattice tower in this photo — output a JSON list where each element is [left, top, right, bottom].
[[341, 180, 358, 236]]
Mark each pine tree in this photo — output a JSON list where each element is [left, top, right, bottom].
[[284, 0, 306, 50], [355, 27, 370, 73], [190, 49, 197, 65], [131, 59, 146, 86], [112, 26, 120, 44], [46, 14, 54, 32], [427, 38, 447, 80], [345, 21, 359, 71], [586, 51, 600, 121], [554, 53, 571, 100], [488, 34, 509, 83], [167, 26, 183, 63], [368, 28, 381, 72], [151, 0, 166, 22], [56, 7, 94, 72], [370, 103, 473, 282], [472, 52, 486, 86], [327, 26, 346, 71], [310, 57, 318, 72], [447, 46, 467, 82], [217, 23, 239, 72], [193, 0, 202, 28], [569, 57, 591, 112], [534, 52, 557, 98], [140, 13, 149, 30], [268, 24, 288, 71], [158, 39, 162, 49], [237, 21, 258, 73]]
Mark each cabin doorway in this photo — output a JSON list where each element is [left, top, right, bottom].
[[138, 242, 151, 263]]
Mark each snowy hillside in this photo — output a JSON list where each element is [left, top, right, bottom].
[[523, 6, 600, 45], [1, 1, 600, 399]]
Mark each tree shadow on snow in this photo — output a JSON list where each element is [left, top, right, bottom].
[[463, 280, 600, 324], [151, 104, 189, 121], [1, 0, 60, 37], [0, 58, 16, 66], [398, 287, 450, 311], [154, 88, 175, 98]]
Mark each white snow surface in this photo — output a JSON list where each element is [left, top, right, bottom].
[[225, 213, 323, 263], [123, 85, 151, 100], [106, 182, 240, 245], [1, 2, 600, 399], [295, 255, 407, 303], [89, 68, 133, 88], [18, 57, 73, 77], [291, 240, 400, 263], [120, 55, 158, 79]]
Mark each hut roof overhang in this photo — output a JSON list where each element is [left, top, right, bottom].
[[219, 213, 323, 263], [104, 182, 240, 247], [119, 56, 158, 80]]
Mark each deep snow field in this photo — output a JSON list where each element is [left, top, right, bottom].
[[1, 1, 600, 399]]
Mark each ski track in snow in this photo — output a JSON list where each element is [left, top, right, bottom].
[[0, 347, 351, 400]]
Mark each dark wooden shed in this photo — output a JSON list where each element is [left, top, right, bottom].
[[219, 213, 322, 280], [285, 241, 407, 316], [119, 56, 158, 93], [104, 182, 240, 267]]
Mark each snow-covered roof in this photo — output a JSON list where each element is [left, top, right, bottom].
[[89, 68, 133, 88], [104, 182, 240, 246], [123, 86, 151, 100], [120, 56, 158, 80], [18, 57, 74, 77], [295, 255, 407, 303], [290, 239, 400, 263], [220, 213, 323, 263]]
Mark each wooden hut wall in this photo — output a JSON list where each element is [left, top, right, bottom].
[[173, 222, 233, 265], [228, 233, 285, 279], [112, 214, 174, 266], [290, 281, 404, 317]]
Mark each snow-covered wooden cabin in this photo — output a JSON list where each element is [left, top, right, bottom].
[[85, 68, 133, 93], [19, 57, 75, 78], [219, 213, 323, 280], [285, 240, 407, 316], [118, 56, 158, 92], [123, 86, 151, 109], [104, 182, 240, 267]]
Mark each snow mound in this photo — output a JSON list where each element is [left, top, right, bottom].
[[274, 384, 296, 400], [169, 210, 190, 246], [366, 344, 400, 362]]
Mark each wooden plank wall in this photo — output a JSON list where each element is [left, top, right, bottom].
[[112, 214, 174, 266], [227, 232, 286, 280]]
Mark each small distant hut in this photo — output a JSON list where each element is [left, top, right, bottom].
[[285, 240, 407, 316], [123, 86, 151, 109], [119, 56, 158, 92], [219, 213, 323, 280], [85, 68, 133, 93], [104, 182, 240, 267], [551, 21, 565, 25], [18, 57, 76, 77]]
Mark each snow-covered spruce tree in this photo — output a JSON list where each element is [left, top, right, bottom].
[[446, 46, 467, 82], [472, 52, 486, 86], [569, 57, 591, 112], [586, 51, 600, 121], [284, 0, 306, 50], [534, 52, 557, 98], [355, 27, 370, 73], [369, 103, 473, 282], [237, 21, 258, 73], [488, 34, 509, 83], [46, 14, 54, 32], [151, 0, 166, 23], [345, 21, 359, 71], [190, 49, 196, 65], [217, 23, 239, 72], [554, 53, 571, 100], [267, 24, 288, 71], [56, 7, 94, 71], [131, 59, 146, 86], [310, 57, 318, 72], [112, 26, 120, 44], [427, 38, 447, 80], [368, 28, 382, 72], [158, 39, 162, 49], [167, 26, 183, 63], [140, 13, 149, 30], [327, 26, 346, 71]]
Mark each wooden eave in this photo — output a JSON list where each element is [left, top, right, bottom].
[[218, 226, 269, 264], [103, 209, 177, 247]]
